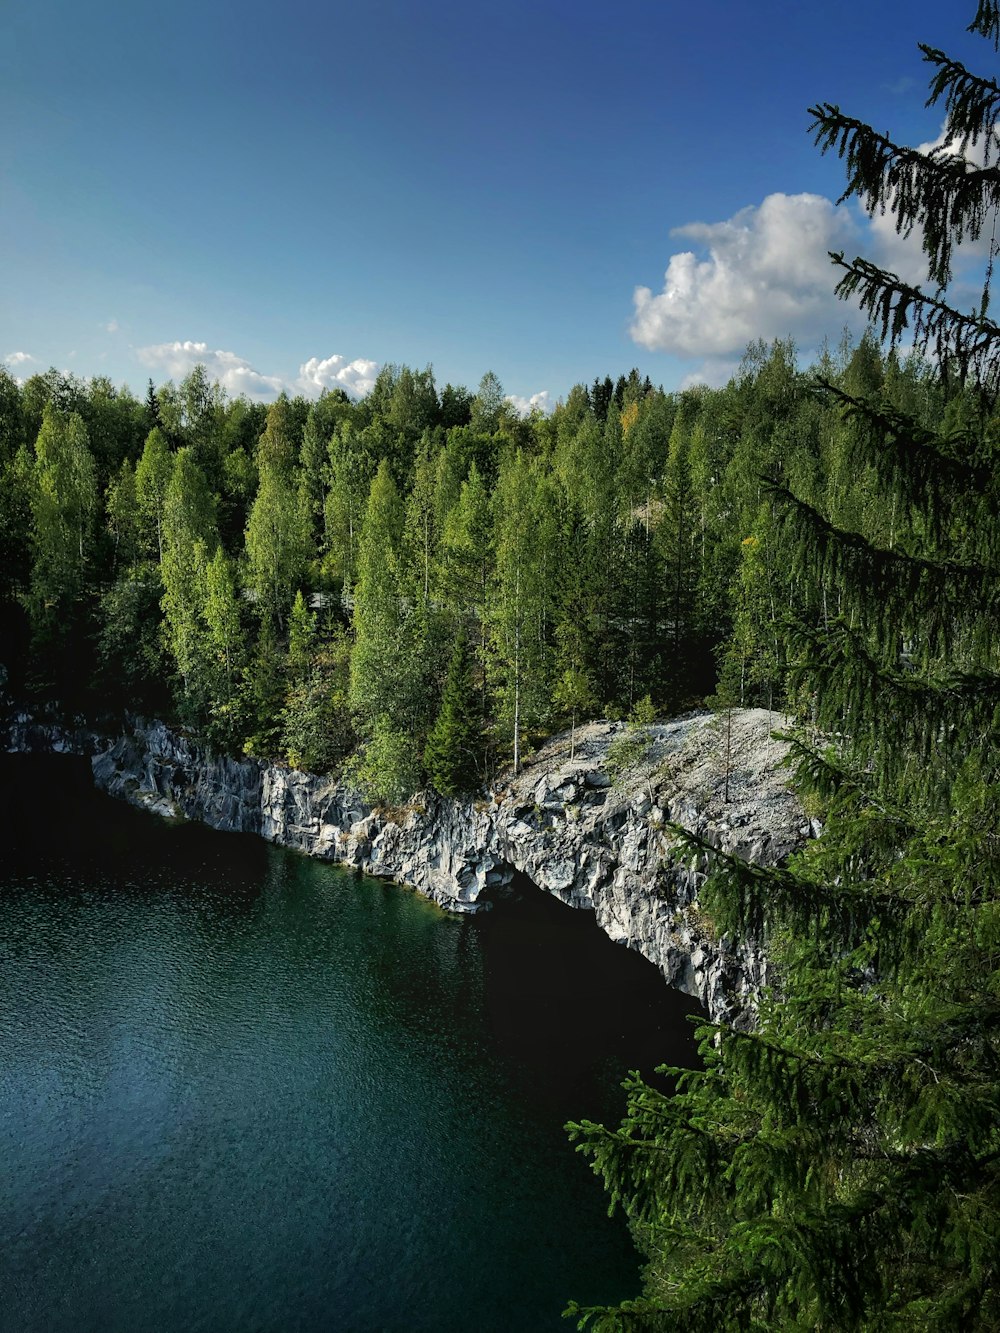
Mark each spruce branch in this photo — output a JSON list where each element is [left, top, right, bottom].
[[809, 105, 1000, 287], [922, 46, 1000, 157], [827, 253, 1000, 393]]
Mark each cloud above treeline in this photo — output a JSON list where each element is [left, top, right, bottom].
[[136, 341, 286, 398], [633, 125, 995, 380], [134, 342, 550, 413], [135, 340, 381, 401], [630, 192, 861, 361], [296, 354, 380, 399], [507, 390, 553, 417]]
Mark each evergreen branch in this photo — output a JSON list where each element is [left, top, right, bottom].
[[779, 732, 918, 835], [784, 619, 1000, 781], [828, 253, 1000, 391], [666, 821, 906, 946], [814, 378, 994, 490], [921, 46, 1000, 156], [809, 106, 1000, 287], [969, 0, 1000, 50], [766, 479, 1000, 659], [811, 377, 997, 549], [725, 1003, 1000, 1081]]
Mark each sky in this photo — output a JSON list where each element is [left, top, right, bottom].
[[0, 0, 993, 410]]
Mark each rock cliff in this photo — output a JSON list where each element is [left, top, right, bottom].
[[83, 708, 807, 1025]]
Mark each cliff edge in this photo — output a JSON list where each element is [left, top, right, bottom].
[[85, 708, 807, 1025]]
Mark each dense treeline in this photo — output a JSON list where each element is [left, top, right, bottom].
[[0, 338, 974, 804]]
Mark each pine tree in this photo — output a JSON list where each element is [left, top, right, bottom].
[[568, 10, 1000, 1329]]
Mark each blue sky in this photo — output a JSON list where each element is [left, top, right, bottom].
[[1, 0, 991, 408]]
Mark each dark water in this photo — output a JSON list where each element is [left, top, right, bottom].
[[0, 756, 700, 1332]]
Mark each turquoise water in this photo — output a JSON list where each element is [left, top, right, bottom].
[[0, 756, 700, 1332]]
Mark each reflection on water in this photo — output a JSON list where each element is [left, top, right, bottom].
[[0, 756, 699, 1332]]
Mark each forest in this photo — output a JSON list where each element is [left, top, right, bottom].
[[3, 3, 1000, 1327], [0, 334, 962, 802]]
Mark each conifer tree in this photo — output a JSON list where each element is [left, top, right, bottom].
[[424, 629, 479, 795], [568, 9, 1000, 1329]]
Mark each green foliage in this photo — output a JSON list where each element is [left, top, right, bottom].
[[553, 665, 596, 760], [159, 449, 219, 721], [280, 629, 355, 774], [96, 566, 166, 705], [134, 426, 173, 562], [424, 630, 480, 795], [286, 589, 316, 677], [25, 405, 98, 666], [349, 459, 406, 728], [487, 450, 558, 770], [606, 695, 655, 780], [244, 452, 311, 632], [568, 11, 1000, 1330], [345, 714, 422, 807]]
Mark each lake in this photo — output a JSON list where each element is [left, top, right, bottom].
[[0, 754, 700, 1332]]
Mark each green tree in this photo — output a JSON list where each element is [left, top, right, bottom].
[[424, 630, 480, 795], [487, 451, 556, 771], [201, 546, 245, 745], [26, 405, 98, 657], [159, 449, 218, 720], [286, 589, 316, 679], [324, 423, 374, 590], [244, 455, 311, 632], [470, 370, 507, 435], [346, 713, 422, 806], [135, 427, 173, 562], [568, 10, 1000, 1329], [105, 459, 140, 575], [553, 665, 596, 761], [280, 627, 356, 773], [255, 394, 297, 475], [299, 404, 328, 549], [349, 460, 405, 728]]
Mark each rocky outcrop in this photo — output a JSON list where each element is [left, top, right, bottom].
[[85, 709, 807, 1025]]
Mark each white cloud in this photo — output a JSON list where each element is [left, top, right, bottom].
[[3, 351, 35, 383], [104, 319, 120, 334], [136, 340, 286, 400], [136, 341, 381, 402], [295, 354, 381, 400], [631, 192, 860, 360], [506, 390, 553, 417], [633, 130, 1000, 376]]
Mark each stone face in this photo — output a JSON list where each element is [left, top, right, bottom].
[[70, 709, 804, 1026], [1, 687, 804, 1025]]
